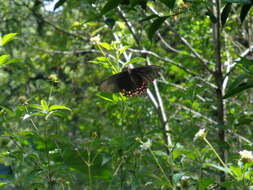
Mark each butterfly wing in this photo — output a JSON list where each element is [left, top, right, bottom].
[[99, 65, 161, 96], [99, 71, 133, 93], [131, 65, 161, 82]]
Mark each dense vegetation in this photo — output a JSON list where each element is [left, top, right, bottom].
[[1, 0, 253, 189]]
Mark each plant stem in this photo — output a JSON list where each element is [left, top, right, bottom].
[[203, 137, 226, 168]]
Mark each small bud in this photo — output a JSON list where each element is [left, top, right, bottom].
[[194, 128, 207, 141], [22, 114, 30, 120]]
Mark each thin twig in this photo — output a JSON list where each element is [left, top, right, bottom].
[[148, 6, 214, 74]]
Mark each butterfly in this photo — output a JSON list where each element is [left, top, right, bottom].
[[99, 65, 161, 96]]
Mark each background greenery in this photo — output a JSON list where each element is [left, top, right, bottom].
[[1, 0, 253, 189]]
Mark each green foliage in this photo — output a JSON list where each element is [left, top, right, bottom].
[[1, 0, 253, 189]]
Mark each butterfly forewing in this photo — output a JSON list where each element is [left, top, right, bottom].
[[132, 65, 161, 82], [99, 72, 128, 93], [99, 65, 161, 96]]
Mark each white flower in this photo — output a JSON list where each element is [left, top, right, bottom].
[[90, 35, 101, 44], [22, 114, 30, 120], [194, 128, 207, 141], [49, 148, 61, 154], [181, 176, 190, 181], [140, 139, 152, 150], [239, 150, 253, 162]]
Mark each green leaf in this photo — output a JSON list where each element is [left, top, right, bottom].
[[126, 57, 146, 65], [119, 46, 130, 55], [240, 3, 252, 23], [199, 178, 215, 190], [100, 42, 111, 50], [54, 0, 66, 11], [1, 33, 18, 46], [148, 16, 168, 41], [40, 100, 49, 112], [100, 0, 121, 15], [0, 183, 7, 187], [97, 56, 109, 62], [89, 60, 110, 68], [221, 3, 232, 26], [97, 93, 114, 102], [49, 105, 71, 111], [159, 0, 176, 9], [0, 55, 10, 66], [223, 80, 253, 99], [227, 73, 249, 91], [237, 57, 253, 73], [229, 165, 243, 179], [140, 14, 158, 22], [204, 163, 231, 174]]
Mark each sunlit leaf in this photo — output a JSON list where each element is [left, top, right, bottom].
[[0, 55, 10, 66], [100, 42, 111, 50], [49, 105, 71, 111], [40, 100, 49, 112], [119, 46, 130, 55], [1, 33, 18, 46], [126, 57, 146, 65]]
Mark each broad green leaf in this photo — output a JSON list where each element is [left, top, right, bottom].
[[1, 33, 18, 46], [221, 3, 232, 26], [204, 163, 231, 174], [240, 3, 252, 23], [0, 55, 10, 66], [100, 42, 111, 50], [49, 105, 71, 111], [100, 0, 121, 15], [54, 0, 66, 11], [229, 165, 242, 179], [148, 16, 168, 41], [97, 56, 109, 62], [223, 80, 253, 99]]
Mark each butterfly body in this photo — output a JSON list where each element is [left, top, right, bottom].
[[99, 65, 161, 96]]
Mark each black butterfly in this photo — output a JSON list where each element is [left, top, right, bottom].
[[99, 65, 161, 96]]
